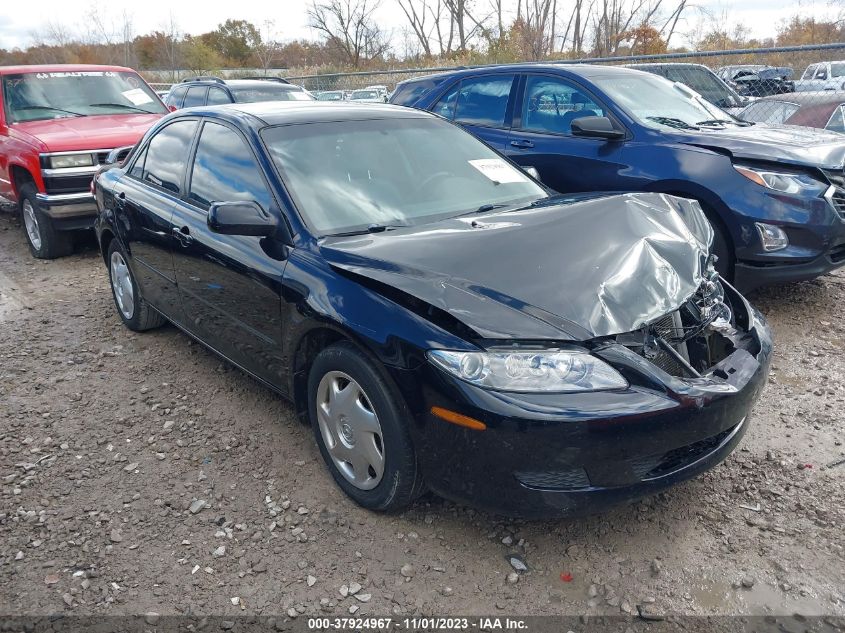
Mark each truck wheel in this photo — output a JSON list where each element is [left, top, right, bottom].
[[19, 183, 73, 259]]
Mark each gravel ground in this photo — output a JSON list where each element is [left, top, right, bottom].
[[1, 208, 843, 621]]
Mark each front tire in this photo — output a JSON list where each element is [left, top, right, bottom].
[[307, 342, 424, 512], [107, 240, 166, 331], [19, 183, 73, 259]]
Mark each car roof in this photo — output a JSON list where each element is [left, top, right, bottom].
[[224, 79, 301, 89], [183, 101, 433, 127], [756, 91, 845, 105], [0, 63, 137, 75], [626, 62, 711, 71], [399, 62, 651, 86]]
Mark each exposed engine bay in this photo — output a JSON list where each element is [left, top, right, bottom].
[[615, 257, 751, 379]]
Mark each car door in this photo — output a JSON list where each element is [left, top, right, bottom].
[[430, 74, 517, 152], [111, 119, 199, 320], [170, 119, 287, 385], [505, 73, 629, 194]]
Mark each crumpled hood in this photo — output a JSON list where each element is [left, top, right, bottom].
[[320, 193, 713, 341], [12, 113, 161, 152], [677, 123, 845, 169]]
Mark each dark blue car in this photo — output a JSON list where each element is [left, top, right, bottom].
[[391, 64, 845, 291], [93, 102, 771, 517]]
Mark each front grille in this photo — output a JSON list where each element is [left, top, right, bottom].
[[43, 175, 93, 195], [638, 425, 735, 480], [823, 169, 845, 220], [514, 467, 590, 491], [830, 242, 845, 264]]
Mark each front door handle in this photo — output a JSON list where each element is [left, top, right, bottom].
[[172, 226, 193, 247], [510, 139, 534, 149]]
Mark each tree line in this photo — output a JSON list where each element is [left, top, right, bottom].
[[0, 1, 843, 81]]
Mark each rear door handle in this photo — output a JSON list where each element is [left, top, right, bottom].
[[510, 139, 534, 149], [172, 226, 193, 247]]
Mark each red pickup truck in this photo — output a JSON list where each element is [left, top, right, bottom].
[[0, 65, 167, 258]]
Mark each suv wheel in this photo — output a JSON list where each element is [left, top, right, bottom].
[[19, 183, 74, 259]]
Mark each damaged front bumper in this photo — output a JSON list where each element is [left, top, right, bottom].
[[404, 282, 772, 518]]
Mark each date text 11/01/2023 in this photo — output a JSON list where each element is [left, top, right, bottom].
[[307, 617, 529, 630]]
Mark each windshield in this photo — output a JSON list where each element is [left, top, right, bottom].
[[650, 66, 742, 109], [317, 92, 344, 101], [231, 85, 313, 103], [3, 70, 166, 122], [595, 73, 734, 130], [262, 117, 546, 235], [351, 91, 378, 100], [832, 63, 845, 78]]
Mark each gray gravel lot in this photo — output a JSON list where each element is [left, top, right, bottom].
[[0, 209, 843, 620]]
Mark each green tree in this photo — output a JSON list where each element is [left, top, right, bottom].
[[202, 19, 261, 65], [182, 37, 223, 74]]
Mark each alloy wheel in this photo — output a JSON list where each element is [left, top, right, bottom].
[[316, 370, 385, 490], [110, 251, 135, 320]]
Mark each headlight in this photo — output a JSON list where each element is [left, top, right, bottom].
[[49, 154, 94, 169], [427, 349, 628, 393], [734, 164, 827, 196]]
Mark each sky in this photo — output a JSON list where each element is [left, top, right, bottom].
[[0, 0, 838, 52]]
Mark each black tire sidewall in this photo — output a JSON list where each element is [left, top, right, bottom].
[[19, 183, 69, 259], [307, 342, 419, 511]]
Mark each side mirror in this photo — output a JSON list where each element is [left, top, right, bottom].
[[105, 145, 135, 165], [208, 201, 277, 237], [522, 166, 541, 181], [570, 116, 625, 141]]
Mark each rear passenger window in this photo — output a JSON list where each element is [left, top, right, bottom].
[[188, 122, 272, 212], [207, 87, 230, 105], [183, 86, 207, 108], [165, 86, 187, 108], [141, 120, 198, 194], [435, 75, 515, 128], [827, 105, 845, 133]]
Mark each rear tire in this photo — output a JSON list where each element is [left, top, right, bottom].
[[307, 341, 424, 512], [19, 183, 73, 259], [107, 239, 166, 331]]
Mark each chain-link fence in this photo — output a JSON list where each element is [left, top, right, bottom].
[[283, 42, 845, 134]]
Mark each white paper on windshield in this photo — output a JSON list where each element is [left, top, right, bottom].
[[469, 158, 528, 184], [290, 91, 312, 101], [121, 88, 153, 106]]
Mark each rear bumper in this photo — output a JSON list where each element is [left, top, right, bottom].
[[35, 192, 97, 227]]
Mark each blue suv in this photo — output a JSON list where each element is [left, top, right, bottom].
[[390, 64, 845, 291]]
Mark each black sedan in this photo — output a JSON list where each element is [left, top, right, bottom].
[[93, 102, 772, 517]]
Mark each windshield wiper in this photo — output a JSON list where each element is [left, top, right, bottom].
[[325, 223, 409, 237], [695, 118, 733, 127], [475, 203, 510, 213], [90, 102, 150, 113], [646, 116, 699, 130], [16, 105, 82, 117]]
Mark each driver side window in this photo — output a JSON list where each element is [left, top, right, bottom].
[[520, 75, 605, 135]]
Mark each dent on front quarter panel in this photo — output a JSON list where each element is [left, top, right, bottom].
[[281, 249, 476, 372]]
